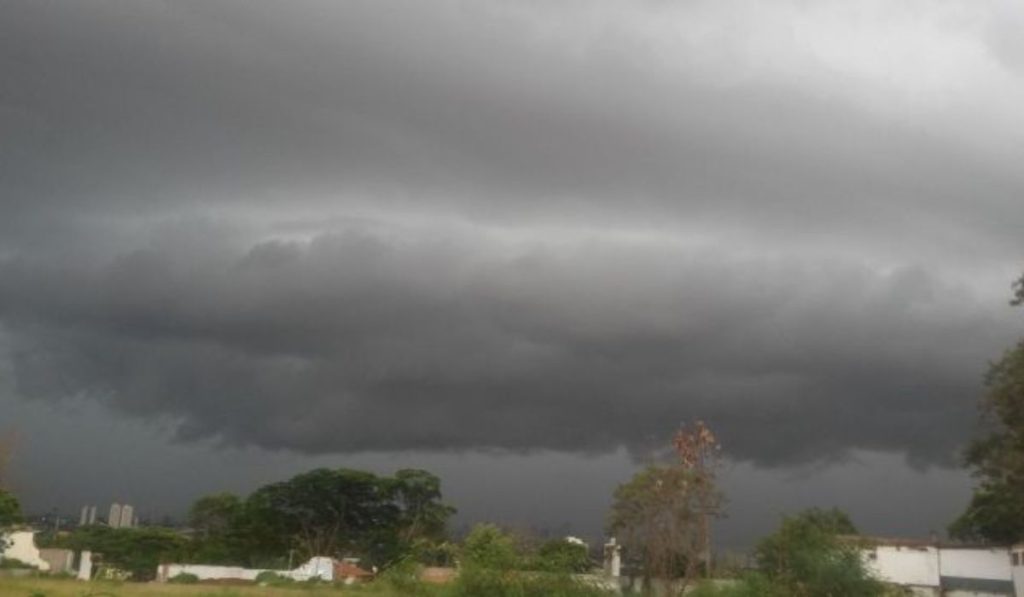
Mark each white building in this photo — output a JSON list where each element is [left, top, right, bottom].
[[119, 504, 134, 529], [1, 530, 52, 571], [108, 503, 121, 528], [860, 536, 1019, 597]]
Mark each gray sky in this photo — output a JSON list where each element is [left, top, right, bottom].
[[2, 0, 1023, 548]]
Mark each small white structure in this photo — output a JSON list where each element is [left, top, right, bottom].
[[0, 530, 51, 571], [157, 556, 336, 583], [604, 537, 621, 578], [77, 550, 93, 581], [860, 537, 1016, 596]]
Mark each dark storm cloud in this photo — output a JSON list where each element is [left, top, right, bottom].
[[2, 0, 1023, 468], [2, 0, 1022, 254], [1, 224, 1013, 465]]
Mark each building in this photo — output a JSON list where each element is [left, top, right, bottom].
[[108, 503, 121, 528], [857, 536, 1021, 597], [119, 504, 134, 529]]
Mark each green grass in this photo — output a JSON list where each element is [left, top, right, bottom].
[[0, 576, 393, 597]]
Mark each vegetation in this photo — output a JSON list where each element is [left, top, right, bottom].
[[608, 423, 723, 590], [0, 488, 21, 528], [0, 432, 21, 552], [167, 572, 200, 584], [951, 273, 1024, 543], [445, 524, 606, 597], [56, 525, 189, 581], [187, 468, 456, 570], [686, 508, 886, 597]]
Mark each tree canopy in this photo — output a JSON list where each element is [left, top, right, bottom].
[[0, 490, 20, 529], [752, 508, 883, 597], [950, 276, 1024, 543], [189, 467, 455, 568], [607, 424, 724, 586]]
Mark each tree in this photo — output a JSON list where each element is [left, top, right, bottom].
[[608, 423, 724, 592], [391, 469, 457, 544], [223, 467, 455, 568], [754, 508, 883, 597], [951, 276, 1024, 543], [0, 433, 21, 552], [186, 492, 244, 564], [242, 468, 398, 562], [0, 490, 20, 529], [59, 526, 188, 581]]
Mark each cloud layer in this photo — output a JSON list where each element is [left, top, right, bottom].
[[2, 0, 1023, 468]]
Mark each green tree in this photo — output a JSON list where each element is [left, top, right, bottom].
[[59, 526, 188, 581], [0, 490, 20, 528], [0, 489, 21, 552], [754, 508, 883, 597], [951, 276, 1024, 543], [186, 492, 244, 564], [391, 469, 457, 543], [242, 468, 397, 562], [533, 538, 592, 573]]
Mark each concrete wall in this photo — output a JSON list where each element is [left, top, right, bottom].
[[942, 548, 1012, 582], [158, 556, 335, 583], [866, 545, 940, 589], [864, 544, 1016, 596], [38, 548, 75, 574], [0, 531, 51, 571]]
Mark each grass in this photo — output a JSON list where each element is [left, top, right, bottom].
[[0, 576, 401, 597]]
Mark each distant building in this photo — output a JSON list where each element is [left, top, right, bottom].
[[855, 536, 1021, 596], [108, 503, 121, 528], [119, 504, 134, 529]]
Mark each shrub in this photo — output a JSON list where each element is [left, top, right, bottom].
[[255, 570, 294, 586], [168, 572, 200, 584], [0, 557, 37, 569]]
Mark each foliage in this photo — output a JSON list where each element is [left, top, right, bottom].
[[530, 539, 592, 573], [254, 570, 294, 585], [608, 423, 723, 588], [753, 508, 885, 597], [460, 524, 519, 571], [185, 492, 245, 565], [951, 332, 1024, 542], [166, 572, 199, 584], [0, 557, 37, 569], [450, 524, 605, 596], [391, 469, 457, 544], [187, 467, 456, 569], [56, 525, 188, 581], [0, 489, 21, 528]]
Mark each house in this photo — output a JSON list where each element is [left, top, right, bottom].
[[855, 536, 1019, 597]]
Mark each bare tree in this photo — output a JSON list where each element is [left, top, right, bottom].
[[608, 422, 723, 595]]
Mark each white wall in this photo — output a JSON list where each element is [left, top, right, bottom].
[[866, 546, 939, 589], [0, 531, 51, 571], [941, 548, 1012, 581], [159, 557, 335, 583]]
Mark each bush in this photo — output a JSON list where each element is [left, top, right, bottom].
[[0, 557, 37, 570], [255, 570, 294, 586], [531, 539, 592, 573], [753, 508, 886, 597], [168, 572, 200, 584]]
